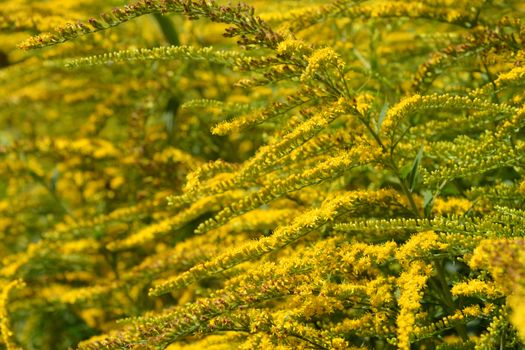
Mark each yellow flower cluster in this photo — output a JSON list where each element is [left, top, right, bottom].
[[382, 94, 513, 138], [396, 262, 433, 350], [0, 280, 24, 350], [432, 197, 472, 216], [301, 47, 345, 83], [2, 0, 525, 348], [107, 193, 242, 251], [451, 279, 502, 298], [396, 231, 448, 267], [276, 38, 312, 59], [469, 238, 525, 340], [151, 189, 399, 295]]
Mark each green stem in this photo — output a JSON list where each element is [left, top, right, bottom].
[[354, 113, 420, 218], [434, 260, 469, 341], [152, 13, 181, 144], [387, 158, 421, 219], [399, 176, 421, 218], [482, 60, 499, 104]]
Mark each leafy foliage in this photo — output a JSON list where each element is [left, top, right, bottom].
[[1, 0, 525, 349]]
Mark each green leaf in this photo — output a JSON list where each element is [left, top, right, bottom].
[[153, 13, 180, 46], [50, 168, 60, 195], [400, 162, 412, 179], [376, 101, 389, 132], [422, 190, 433, 218], [407, 146, 424, 192], [163, 96, 180, 144]]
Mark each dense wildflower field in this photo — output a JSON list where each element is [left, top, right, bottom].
[[1, 0, 525, 349]]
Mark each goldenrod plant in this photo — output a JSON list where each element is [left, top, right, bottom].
[[1, 0, 525, 349]]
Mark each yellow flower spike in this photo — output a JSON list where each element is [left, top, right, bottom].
[[432, 197, 471, 216], [396, 262, 433, 350], [469, 238, 525, 293], [300, 47, 345, 83], [195, 146, 382, 235], [0, 280, 25, 350], [451, 279, 503, 298], [19, 1, 282, 50], [172, 97, 365, 210], [476, 309, 511, 349], [510, 295, 525, 342], [396, 231, 448, 268], [276, 38, 312, 59], [381, 93, 515, 138], [469, 238, 525, 339], [63, 46, 244, 69], [150, 189, 398, 295]]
